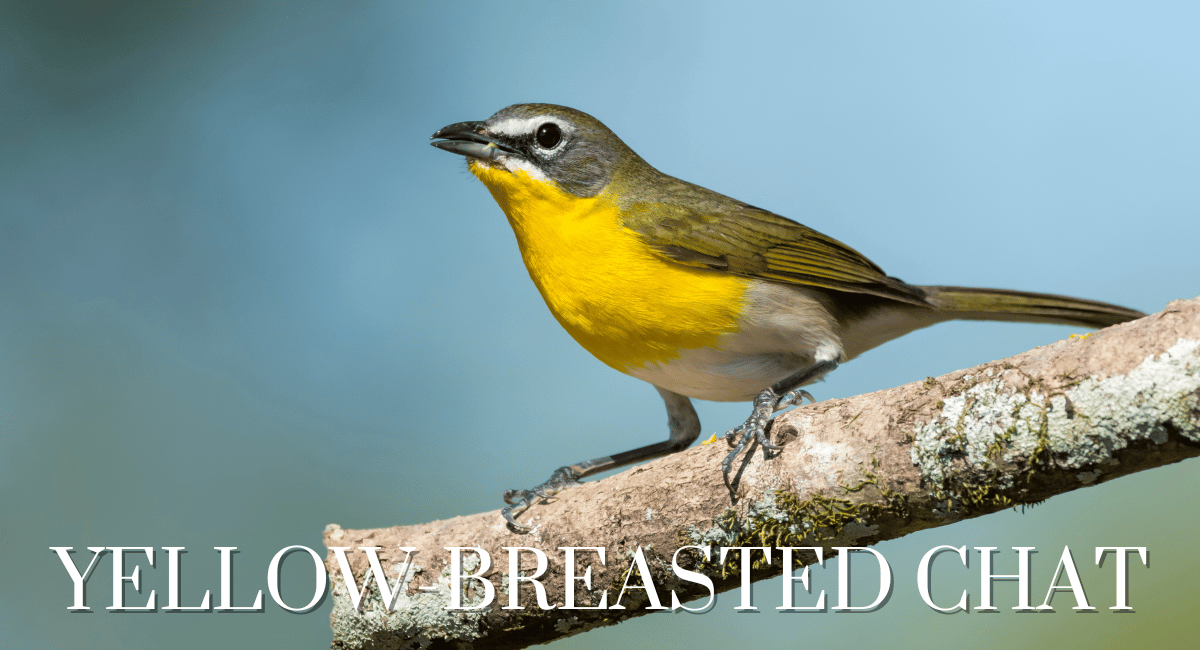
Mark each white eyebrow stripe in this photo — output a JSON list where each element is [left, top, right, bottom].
[[489, 116, 544, 136], [489, 116, 574, 139]]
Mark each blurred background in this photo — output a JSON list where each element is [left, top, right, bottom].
[[3, 1, 1198, 648]]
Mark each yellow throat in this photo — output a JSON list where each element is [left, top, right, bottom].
[[469, 161, 749, 373]]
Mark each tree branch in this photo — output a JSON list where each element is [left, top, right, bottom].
[[323, 297, 1200, 649]]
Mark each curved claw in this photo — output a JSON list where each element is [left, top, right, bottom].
[[756, 427, 782, 451], [721, 437, 748, 475], [784, 389, 816, 410], [725, 423, 747, 448], [502, 498, 534, 530], [771, 389, 817, 412], [500, 466, 583, 532], [721, 386, 819, 479]]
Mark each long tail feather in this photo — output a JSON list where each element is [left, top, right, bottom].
[[925, 286, 1145, 329]]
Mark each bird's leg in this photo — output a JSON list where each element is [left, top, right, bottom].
[[722, 359, 839, 476], [502, 387, 701, 531]]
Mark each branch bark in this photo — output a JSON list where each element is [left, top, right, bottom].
[[324, 297, 1200, 650]]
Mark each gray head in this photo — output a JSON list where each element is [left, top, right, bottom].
[[431, 104, 640, 198]]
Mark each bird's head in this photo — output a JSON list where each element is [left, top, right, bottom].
[[431, 103, 642, 200]]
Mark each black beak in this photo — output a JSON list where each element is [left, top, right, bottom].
[[430, 121, 521, 161]]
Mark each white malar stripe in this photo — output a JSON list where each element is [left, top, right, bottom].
[[498, 155, 549, 182]]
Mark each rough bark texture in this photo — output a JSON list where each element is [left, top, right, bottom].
[[324, 297, 1200, 650]]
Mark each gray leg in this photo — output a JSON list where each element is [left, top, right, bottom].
[[722, 359, 840, 476], [501, 387, 701, 530]]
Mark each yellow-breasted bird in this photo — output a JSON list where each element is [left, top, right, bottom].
[[430, 103, 1144, 530]]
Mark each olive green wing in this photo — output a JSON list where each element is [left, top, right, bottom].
[[622, 188, 930, 306]]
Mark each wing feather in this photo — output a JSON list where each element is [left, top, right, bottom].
[[619, 177, 929, 306]]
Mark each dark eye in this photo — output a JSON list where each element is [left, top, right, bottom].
[[535, 123, 561, 149]]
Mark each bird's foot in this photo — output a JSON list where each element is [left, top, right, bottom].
[[501, 466, 582, 532], [721, 387, 815, 476]]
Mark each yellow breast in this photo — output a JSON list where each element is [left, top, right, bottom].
[[470, 163, 748, 373]]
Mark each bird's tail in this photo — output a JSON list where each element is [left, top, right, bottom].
[[924, 286, 1145, 329]]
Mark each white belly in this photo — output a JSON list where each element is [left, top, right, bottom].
[[626, 282, 845, 402]]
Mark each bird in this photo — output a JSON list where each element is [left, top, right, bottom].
[[429, 103, 1144, 530]]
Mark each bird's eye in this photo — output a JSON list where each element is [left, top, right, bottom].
[[535, 123, 561, 149]]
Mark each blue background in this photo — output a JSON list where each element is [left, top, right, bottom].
[[3, 1, 1198, 648]]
